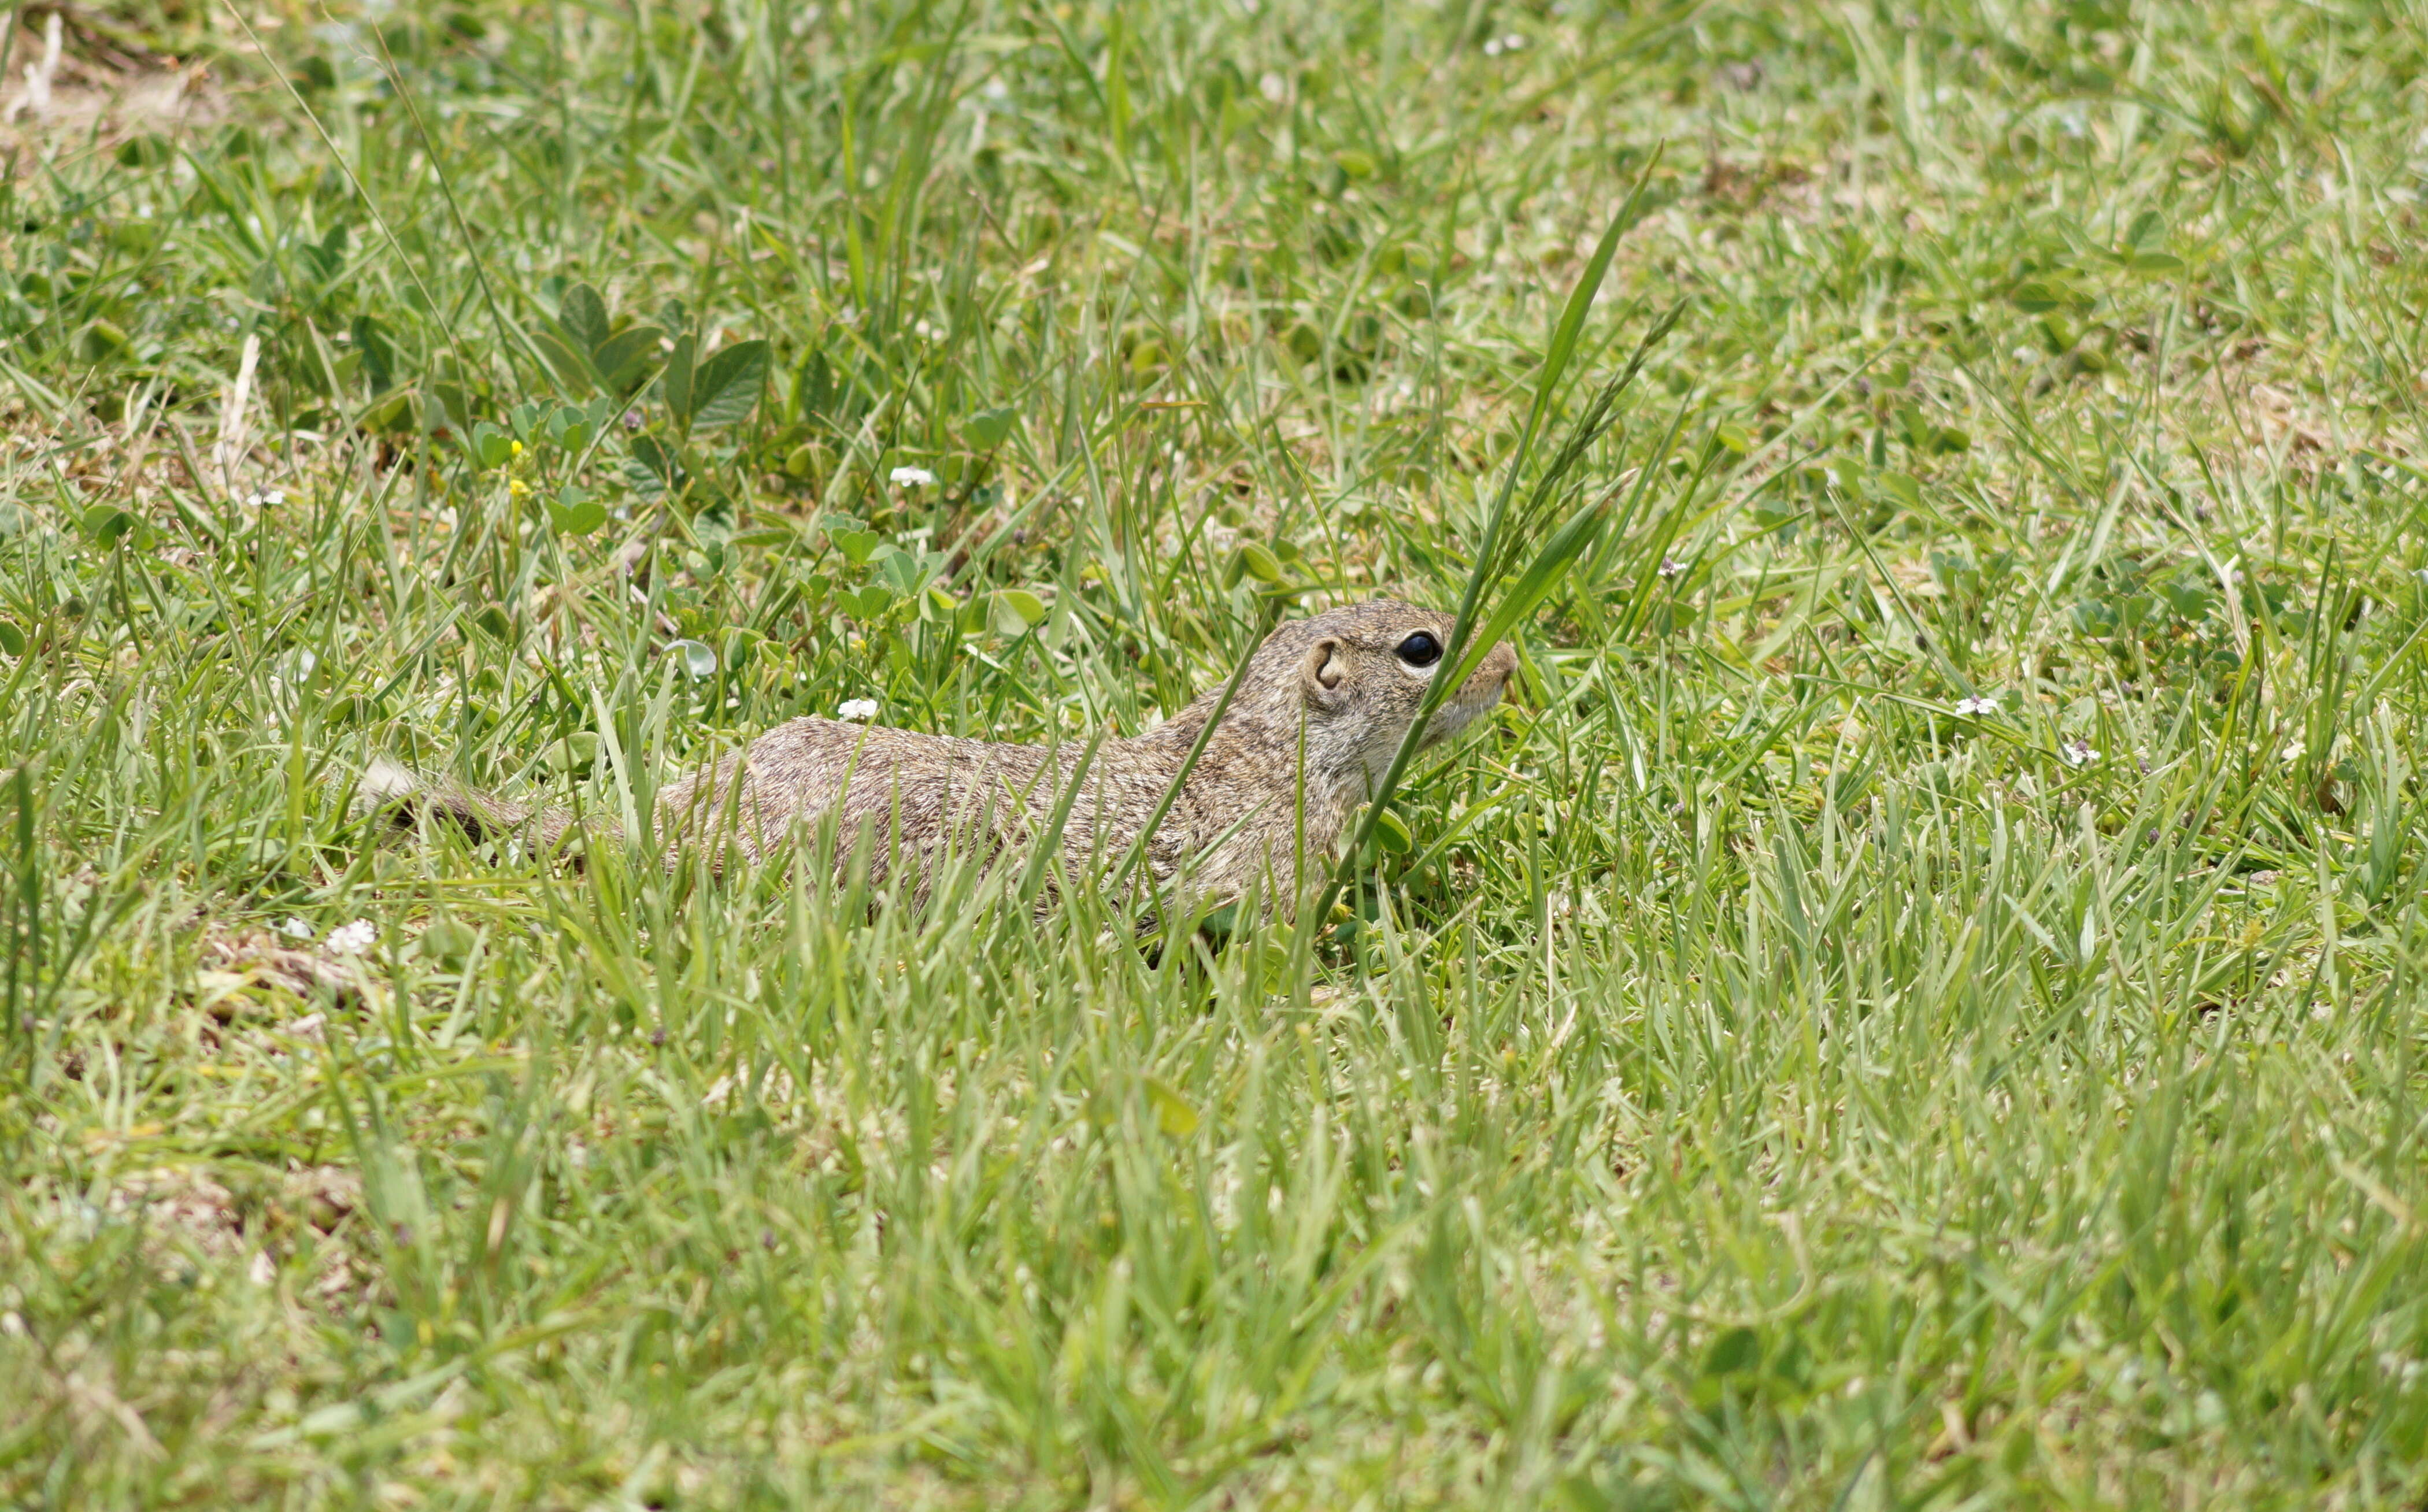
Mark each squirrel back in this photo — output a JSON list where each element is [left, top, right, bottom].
[[365, 599, 1515, 912]]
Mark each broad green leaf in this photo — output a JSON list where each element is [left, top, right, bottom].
[[1142, 1076, 1199, 1137], [81, 504, 136, 544], [964, 406, 1017, 449], [625, 435, 681, 496], [661, 333, 697, 425], [666, 638, 717, 679], [1704, 1326, 1761, 1376], [470, 421, 513, 470], [880, 550, 932, 595], [556, 283, 609, 354], [991, 589, 1049, 637], [0, 620, 22, 657], [419, 921, 478, 961], [350, 315, 397, 393], [1237, 542, 1286, 584], [548, 405, 591, 451], [531, 329, 596, 396], [543, 731, 602, 771], [591, 327, 663, 392], [2011, 280, 2084, 313], [362, 393, 413, 433], [688, 340, 771, 431], [998, 588, 1049, 626], [546, 491, 608, 537], [426, 381, 474, 435], [831, 528, 883, 565], [1372, 806, 1412, 854]]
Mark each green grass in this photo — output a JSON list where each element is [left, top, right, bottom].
[[5, 0, 2428, 1503]]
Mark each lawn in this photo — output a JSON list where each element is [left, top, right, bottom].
[[4, 0, 2428, 1504]]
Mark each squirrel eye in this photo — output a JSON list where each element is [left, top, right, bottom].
[[1394, 632, 1443, 668]]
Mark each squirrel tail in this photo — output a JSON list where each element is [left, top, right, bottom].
[[359, 757, 596, 857]]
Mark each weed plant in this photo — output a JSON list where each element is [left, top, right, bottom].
[[4, 0, 2428, 1504]]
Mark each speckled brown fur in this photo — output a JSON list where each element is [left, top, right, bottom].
[[373, 599, 1514, 914]]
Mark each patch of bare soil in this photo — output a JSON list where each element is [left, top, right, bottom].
[[199, 927, 368, 1010], [0, 8, 224, 160], [108, 1162, 369, 1302]]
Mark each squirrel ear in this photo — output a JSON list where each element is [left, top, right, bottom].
[[1299, 638, 1348, 706]]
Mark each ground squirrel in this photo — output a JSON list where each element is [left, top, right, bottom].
[[370, 599, 1515, 913]]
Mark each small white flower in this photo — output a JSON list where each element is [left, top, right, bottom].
[[1483, 36, 1503, 55], [278, 917, 314, 940], [324, 919, 379, 954], [836, 698, 879, 722], [1955, 695, 1999, 716], [2059, 738, 2100, 768], [2281, 742, 2305, 765], [889, 466, 936, 489], [242, 488, 286, 508], [1658, 557, 1682, 578], [912, 318, 939, 342]]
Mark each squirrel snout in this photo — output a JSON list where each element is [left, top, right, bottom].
[[1455, 639, 1518, 709], [1416, 638, 1516, 747]]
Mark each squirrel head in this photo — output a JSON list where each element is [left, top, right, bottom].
[[1202, 599, 1516, 796]]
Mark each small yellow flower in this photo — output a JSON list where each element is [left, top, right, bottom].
[[508, 479, 532, 501], [510, 439, 525, 457]]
